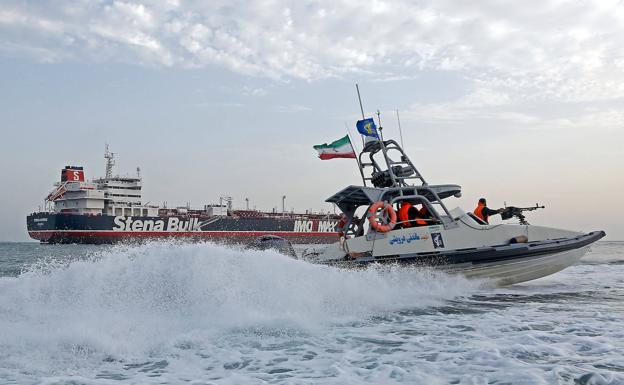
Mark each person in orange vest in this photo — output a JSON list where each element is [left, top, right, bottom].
[[473, 198, 503, 224], [399, 202, 427, 227]]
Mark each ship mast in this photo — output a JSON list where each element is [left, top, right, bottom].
[[104, 144, 115, 179]]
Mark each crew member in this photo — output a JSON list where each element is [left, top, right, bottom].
[[412, 206, 427, 227], [473, 198, 503, 224], [399, 202, 427, 227], [336, 214, 348, 237], [352, 215, 365, 236], [337, 214, 365, 237]]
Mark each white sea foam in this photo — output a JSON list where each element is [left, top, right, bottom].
[[0, 242, 478, 382], [1, 242, 622, 384]]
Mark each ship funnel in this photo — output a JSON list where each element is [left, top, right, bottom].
[[61, 166, 85, 182]]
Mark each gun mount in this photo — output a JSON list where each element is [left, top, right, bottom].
[[501, 204, 546, 225]]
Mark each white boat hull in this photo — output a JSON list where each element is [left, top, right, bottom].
[[442, 246, 590, 286], [317, 229, 604, 286]]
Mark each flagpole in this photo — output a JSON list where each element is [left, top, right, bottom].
[[355, 83, 366, 148], [344, 122, 360, 153], [346, 131, 367, 186], [345, 122, 366, 185]]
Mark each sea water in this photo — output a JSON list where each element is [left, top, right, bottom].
[[0, 241, 622, 384]]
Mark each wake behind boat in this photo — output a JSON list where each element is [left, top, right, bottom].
[[298, 115, 605, 286]]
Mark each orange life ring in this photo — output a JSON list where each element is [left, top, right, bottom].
[[367, 201, 397, 233], [398, 202, 413, 228]]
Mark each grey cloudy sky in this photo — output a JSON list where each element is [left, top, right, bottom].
[[1, 0, 623, 241]]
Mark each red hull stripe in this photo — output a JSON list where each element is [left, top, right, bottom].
[[29, 230, 339, 238], [318, 153, 356, 160]]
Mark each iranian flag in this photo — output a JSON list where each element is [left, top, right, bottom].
[[313, 135, 356, 160]]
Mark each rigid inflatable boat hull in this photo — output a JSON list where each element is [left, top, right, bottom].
[[321, 231, 605, 286], [441, 246, 590, 286]]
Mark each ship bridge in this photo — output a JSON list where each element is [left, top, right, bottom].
[[47, 146, 159, 217]]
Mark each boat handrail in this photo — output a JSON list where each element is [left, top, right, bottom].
[[382, 186, 454, 223], [388, 194, 443, 223], [358, 139, 427, 188]]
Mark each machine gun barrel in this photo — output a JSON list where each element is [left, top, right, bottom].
[[501, 204, 545, 225], [513, 204, 545, 211]]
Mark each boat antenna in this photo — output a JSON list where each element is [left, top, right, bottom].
[[355, 83, 365, 119], [376, 109, 384, 141], [396, 109, 404, 148]]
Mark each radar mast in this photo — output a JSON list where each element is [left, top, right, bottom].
[[104, 144, 115, 179]]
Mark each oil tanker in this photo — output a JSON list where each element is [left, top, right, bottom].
[[26, 146, 340, 244]]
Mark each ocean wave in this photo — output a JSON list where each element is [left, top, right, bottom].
[[0, 241, 478, 378], [581, 242, 624, 265]]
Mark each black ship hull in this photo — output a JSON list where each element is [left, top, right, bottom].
[[27, 213, 340, 245]]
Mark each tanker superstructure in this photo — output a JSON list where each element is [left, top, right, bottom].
[[27, 146, 339, 244]]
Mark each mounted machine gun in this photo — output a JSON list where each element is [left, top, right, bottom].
[[501, 203, 546, 225]]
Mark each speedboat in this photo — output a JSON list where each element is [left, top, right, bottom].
[[303, 133, 604, 286]]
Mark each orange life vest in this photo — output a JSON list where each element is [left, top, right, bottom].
[[474, 203, 488, 223], [399, 203, 413, 228], [399, 202, 427, 227], [414, 210, 427, 226]]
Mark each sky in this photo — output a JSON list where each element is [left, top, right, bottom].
[[0, 0, 623, 241]]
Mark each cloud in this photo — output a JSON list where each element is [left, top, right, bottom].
[[274, 104, 312, 113], [402, 85, 624, 134], [2, 0, 624, 104], [242, 86, 267, 97], [194, 101, 244, 108]]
